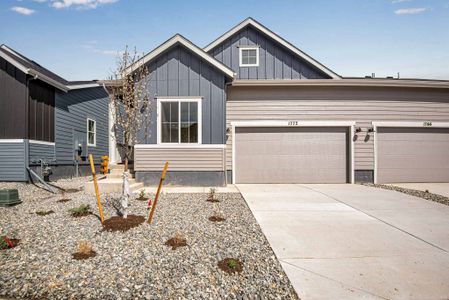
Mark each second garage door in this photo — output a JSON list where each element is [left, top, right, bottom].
[[377, 127, 449, 183], [234, 127, 349, 184]]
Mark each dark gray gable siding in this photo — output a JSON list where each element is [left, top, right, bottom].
[[55, 87, 109, 164], [29, 142, 55, 165], [145, 44, 227, 144], [208, 25, 331, 80], [0, 57, 27, 139], [0, 141, 27, 181]]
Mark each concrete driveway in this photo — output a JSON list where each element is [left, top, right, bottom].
[[237, 184, 449, 300]]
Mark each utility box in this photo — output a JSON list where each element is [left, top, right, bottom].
[[0, 189, 22, 207]]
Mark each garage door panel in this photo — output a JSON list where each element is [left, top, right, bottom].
[[377, 127, 449, 183], [235, 127, 348, 184]]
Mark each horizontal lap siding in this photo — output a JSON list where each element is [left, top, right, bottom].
[[55, 87, 109, 164], [134, 147, 226, 171], [226, 86, 449, 171], [0, 142, 26, 181], [29, 143, 56, 164]]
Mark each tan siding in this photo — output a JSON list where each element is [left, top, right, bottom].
[[226, 86, 449, 172], [135, 146, 226, 171]]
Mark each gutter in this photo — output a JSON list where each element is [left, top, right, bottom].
[[229, 79, 449, 89]]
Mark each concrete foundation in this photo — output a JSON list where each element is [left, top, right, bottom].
[[136, 171, 226, 187]]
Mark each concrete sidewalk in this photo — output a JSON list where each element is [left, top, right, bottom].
[[238, 184, 449, 300]]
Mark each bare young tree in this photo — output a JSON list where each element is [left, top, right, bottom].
[[108, 47, 151, 172]]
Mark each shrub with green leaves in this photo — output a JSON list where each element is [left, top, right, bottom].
[[227, 259, 238, 269], [0, 237, 8, 250], [69, 204, 91, 217], [139, 189, 146, 199]]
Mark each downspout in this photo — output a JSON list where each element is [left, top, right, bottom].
[[24, 73, 38, 182]]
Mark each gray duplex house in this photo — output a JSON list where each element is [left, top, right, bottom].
[[0, 45, 109, 181], [126, 17, 449, 186]]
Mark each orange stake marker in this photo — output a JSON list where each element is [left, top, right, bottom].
[[89, 154, 105, 224], [148, 161, 169, 224]]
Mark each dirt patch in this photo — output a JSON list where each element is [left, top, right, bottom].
[[209, 216, 226, 222], [72, 250, 97, 260], [164, 237, 187, 250], [206, 197, 220, 203], [57, 199, 71, 203], [135, 197, 149, 201], [102, 215, 145, 232], [218, 258, 243, 274], [36, 210, 55, 216]]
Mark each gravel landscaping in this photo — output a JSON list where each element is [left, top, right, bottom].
[[362, 183, 449, 206], [0, 177, 298, 299]]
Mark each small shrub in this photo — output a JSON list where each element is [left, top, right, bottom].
[[227, 259, 238, 269], [72, 240, 97, 260], [209, 210, 226, 222], [139, 189, 146, 199], [0, 237, 8, 250], [69, 204, 91, 217], [36, 210, 55, 216], [207, 188, 219, 202], [165, 232, 187, 250], [218, 258, 243, 274]]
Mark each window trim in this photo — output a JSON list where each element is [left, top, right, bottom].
[[87, 118, 96, 147], [157, 97, 202, 145], [239, 46, 259, 67]]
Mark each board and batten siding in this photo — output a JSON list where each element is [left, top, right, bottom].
[[134, 146, 226, 171], [144, 44, 228, 145], [207, 25, 330, 80], [226, 85, 449, 172], [29, 142, 56, 164], [0, 57, 27, 139], [55, 87, 109, 164], [0, 141, 27, 181]]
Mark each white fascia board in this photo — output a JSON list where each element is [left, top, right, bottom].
[[125, 35, 235, 78], [231, 120, 356, 127], [204, 18, 340, 79], [0, 139, 24, 143], [29, 140, 56, 146], [372, 121, 449, 128], [0, 51, 30, 74], [67, 84, 100, 90], [134, 144, 226, 149]]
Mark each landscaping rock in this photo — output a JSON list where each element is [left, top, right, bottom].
[[0, 177, 298, 299]]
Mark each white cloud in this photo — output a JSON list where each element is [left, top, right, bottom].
[[394, 7, 429, 14], [392, 0, 412, 3], [11, 6, 35, 15], [50, 0, 118, 9], [82, 42, 122, 56]]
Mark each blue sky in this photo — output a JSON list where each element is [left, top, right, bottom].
[[1, 0, 448, 80]]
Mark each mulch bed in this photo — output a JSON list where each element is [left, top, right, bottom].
[[57, 199, 71, 203], [164, 237, 188, 250], [102, 215, 145, 232], [362, 183, 449, 206], [206, 197, 220, 203], [1, 237, 20, 250], [36, 211, 55, 216], [135, 197, 149, 201], [209, 216, 226, 222], [72, 250, 97, 260], [218, 258, 243, 274]]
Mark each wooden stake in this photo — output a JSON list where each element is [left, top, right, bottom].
[[89, 154, 105, 224], [147, 161, 169, 224]]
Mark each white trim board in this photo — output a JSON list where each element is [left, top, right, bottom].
[[125, 35, 235, 78], [372, 121, 449, 184], [134, 144, 226, 149], [239, 46, 259, 67], [29, 140, 55, 146], [231, 120, 355, 184], [0, 139, 24, 143], [204, 18, 341, 79]]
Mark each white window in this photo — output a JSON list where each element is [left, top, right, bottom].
[[239, 46, 259, 67], [87, 118, 96, 147], [157, 98, 202, 144]]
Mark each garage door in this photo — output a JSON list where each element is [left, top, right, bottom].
[[377, 127, 449, 183], [234, 127, 349, 184]]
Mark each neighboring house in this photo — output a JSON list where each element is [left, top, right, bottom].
[[0, 45, 109, 181], [122, 17, 449, 186]]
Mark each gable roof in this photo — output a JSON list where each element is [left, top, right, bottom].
[[0, 45, 99, 92], [125, 34, 235, 78], [204, 18, 341, 79]]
